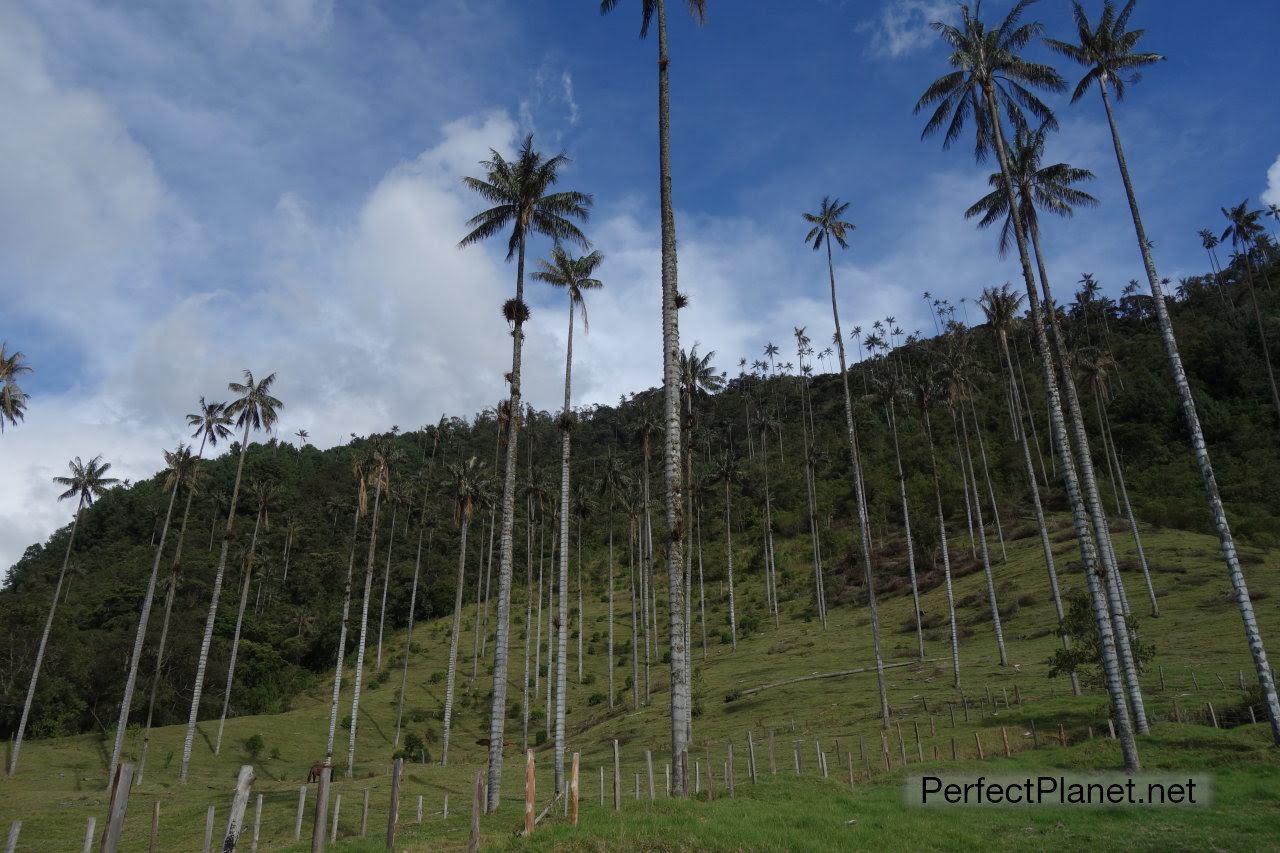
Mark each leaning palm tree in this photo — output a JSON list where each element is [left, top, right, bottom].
[[441, 457, 488, 766], [533, 245, 604, 792], [916, 0, 1140, 769], [179, 370, 281, 781], [214, 476, 276, 755], [979, 285, 1079, 694], [802, 195, 889, 727], [107, 443, 195, 783], [1049, 0, 1280, 742], [8, 455, 117, 776], [136, 399, 234, 783], [460, 135, 591, 808], [0, 344, 32, 432], [707, 450, 741, 648], [599, 0, 705, 794]]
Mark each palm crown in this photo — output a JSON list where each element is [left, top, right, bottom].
[[965, 122, 1097, 255], [914, 0, 1065, 162], [188, 397, 234, 448], [978, 283, 1026, 342], [0, 343, 32, 431], [226, 372, 283, 435], [54, 455, 119, 509], [803, 197, 856, 251], [459, 135, 592, 261], [1045, 0, 1165, 103], [533, 247, 606, 330], [1221, 200, 1266, 251]]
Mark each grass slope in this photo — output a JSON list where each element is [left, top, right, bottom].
[[2, 516, 1278, 850]]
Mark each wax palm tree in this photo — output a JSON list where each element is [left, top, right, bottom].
[[1198, 229, 1229, 304], [0, 344, 32, 432], [376, 474, 405, 672], [346, 437, 395, 776], [979, 285, 1079, 694], [1220, 201, 1280, 425], [295, 428, 309, 446], [600, 456, 630, 708], [441, 457, 489, 766], [214, 476, 276, 755], [600, 0, 705, 793], [460, 135, 591, 808], [107, 442, 198, 783], [1050, 0, 1280, 741], [8, 455, 117, 776], [180, 371, 281, 781], [917, 0, 1140, 769], [802, 195, 889, 726], [792, 328, 827, 626], [707, 451, 741, 649], [680, 345, 726, 663]]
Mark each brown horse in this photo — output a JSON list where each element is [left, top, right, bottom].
[[307, 763, 330, 784]]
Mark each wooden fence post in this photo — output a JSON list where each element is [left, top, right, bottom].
[[1190, 668, 1199, 691], [1001, 727, 1011, 758], [1014, 683, 1022, 705], [417, 795, 423, 824], [665, 764, 670, 797], [695, 759, 701, 794], [1239, 670, 1246, 691], [1030, 719, 1039, 748], [1159, 665, 1166, 691], [524, 750, 536, 835], [223, 764, 255, 851], [251, 794, 263, 853], [387, 757, 403, 851], [101, 762, 134, 853], [793, 742, 800, 774], [635, 773, 640, 801], [914, 721, 924, 762], [813, 738, 822, 772], [295, 786, 307, 841], [570, 752, 580, 827], [748, 731, 758, 783], [330, 794, 342, 843], [707, 763, 715, 801], [897, 724, 908, 766], [727, 744, 735, 798], [847, 752, 855, 788], [768, 729, 776, 775], [148, 801, 160, 853], [1173, 698, 1182, 723], [1207, 703, 1219, 729], [467, 771, 482, 853], [1107, 720, 1116, 740], [612, 740, 621, 810], [202, 805, 215, 853], [4, 822, 19, 853], [600, 766, 605, 805], [645, 750, 655, 801], [929, 715, 936, 737], [974, 732, 984, 761], [1250, 706, 1257, 725], [443, 794, 449, 819], [360, 789, 370, 837], [1058, 723, 1066, 747], [950, 737, 956, 761], [311, 765, 331, 853], [859, 735, 867, 773], [82, 817, 96, 853], [962, 696, 969, 722]]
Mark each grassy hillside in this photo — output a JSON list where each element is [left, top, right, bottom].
[[3, 516, 1277, 850]]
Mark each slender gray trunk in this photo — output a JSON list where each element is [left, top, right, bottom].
[[393, 524, 427, 749], [441, 515, 470, 766], [214, 504, 264, 754], [887, 403, 924, 660], [554, 297, 575, 794], [967, 399, 1007, 561], [958, 405, 1007, 666], [325, 506, 362, 764], [723, 479, 737, 649], [346, 478, 383, 777], [922, 411, 961, 689], [376, 503, 398, 670]]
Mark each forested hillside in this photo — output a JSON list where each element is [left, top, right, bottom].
[[2, 250, 1278, 748]]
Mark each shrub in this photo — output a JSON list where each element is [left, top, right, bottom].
[[244, 734, 265, 759]]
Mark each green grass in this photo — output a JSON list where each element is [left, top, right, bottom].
[[2, 516, 1278, 850]]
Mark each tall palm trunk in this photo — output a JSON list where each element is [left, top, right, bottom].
[[722, 478, 737, 649], [980, 78, 1138, 769], [471, 514, 491, 681], [108, 451, 185, 784], [441, 513, 471, 766], [325, 507, 363, 765], [607, 506, 615, 708], [998, 332, 1078, 696], [640, 450, 652, 703], [696, 503, 708, 658], [968, 400, 1007, 561], [1094, 388, 1158, 617], [376, 502, 398, 670], [346, 477, 383, 777], [484, 232, 529, 811], [553, 296, 576, 793], [8, 502, 85, 776], [824, 238, 889, 728], [478, 508, 496, 662], [887, 402, 924, 660], [655, 0, 691, 793], [1098, 77, 1280, 741], [797, 375, 826, 626], [1029, 215, 1147, 732], [958, 405, 1007, 666], [179, 421, 252, 782], [761, 429, 780, 629], [922, 411, 961, 688], [214, 503, 264, 754], [577, 519, 584, 685], [628, 517, 639, 710], [137, 495, 188, 785], [522, 496, 534, 750], [393, 524, 428, 749]]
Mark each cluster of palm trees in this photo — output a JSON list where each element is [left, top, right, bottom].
[[0, 344, 31, 432]]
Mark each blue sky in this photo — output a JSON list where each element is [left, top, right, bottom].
[[2, 0, 1279, 570]]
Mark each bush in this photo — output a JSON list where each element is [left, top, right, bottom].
[[244, 734, 265, 759], [587, 692, 606, 706], [535, 729, 547, 746], [429, 671, 445, 684], [396, 732, 430, 763]]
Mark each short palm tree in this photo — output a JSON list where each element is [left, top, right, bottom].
[[599, 0, 706, 794], [460, 135, 590, 808], [0, 344, 32, 432], [1050, 0, 1280, 742], [441, 457, 489, 766], [533, 244, 603, 792], [916, 0, 1140, 770], [9, 455, 117, 776], [180, 371, 281, 781], [803, 196, 889, 727]]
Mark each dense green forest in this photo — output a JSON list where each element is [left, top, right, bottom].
[[2, 245, 1278, 746]]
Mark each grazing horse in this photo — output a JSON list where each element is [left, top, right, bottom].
[[307, 763, 330, 784]]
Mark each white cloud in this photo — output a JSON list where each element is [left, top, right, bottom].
[[862, 0, 956, 59], [212, 0, 334, 42], [1263, 154, 1280, 208]]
